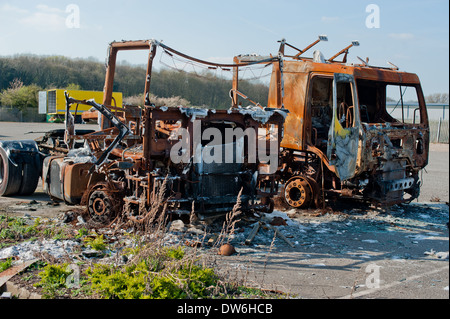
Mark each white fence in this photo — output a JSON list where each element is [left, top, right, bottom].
[[387, 103, 448, 121], [0, 107, 46, 122], [387, 103, 448, 143]]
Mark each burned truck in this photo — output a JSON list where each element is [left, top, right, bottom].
[[250, 37, 429, 208], [1, 36, 429, 218], [0, 40, 287, 222]]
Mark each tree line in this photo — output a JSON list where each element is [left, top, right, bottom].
[[0, 54, 269, 110], [1, 54, 447, 111]]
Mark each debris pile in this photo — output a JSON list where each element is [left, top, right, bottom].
[[0, 239, 79, 262], [1, 202, 448, 264]]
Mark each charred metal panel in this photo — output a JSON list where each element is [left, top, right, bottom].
[[43, 156, 104, 204], [48, 157, 63, 201], [62, 162, 104, 204], [193, 141, 245, 201], [268, 63, 309, 150]]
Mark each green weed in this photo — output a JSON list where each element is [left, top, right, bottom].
[[34, 263, 73, 298], [85, 245, 218, 299], [0, 257, 13, 272], [83, 235, 107, 251], [0, 215, 39, 241], [75, 227, 88, 239]]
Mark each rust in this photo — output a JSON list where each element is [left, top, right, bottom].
[[0, 259, 39, 289], [263, 36, 429, 208], [269, 216, 287, 226]]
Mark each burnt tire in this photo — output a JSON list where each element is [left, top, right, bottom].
[[0, 146, 22, 196], [18, 162, 40, 195]]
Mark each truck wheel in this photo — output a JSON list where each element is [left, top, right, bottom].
[[87, 189, 115, 224], [18, 162, 40, 195], [0, 146, 22, 196], [284, 176, 314, 209]]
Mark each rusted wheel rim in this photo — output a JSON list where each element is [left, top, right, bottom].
[[92, 197, 107, 215], [284, 177, 312, 208], [88, 190, 113, 221]]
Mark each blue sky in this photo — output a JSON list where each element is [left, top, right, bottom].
[[0, 0, 448, 96]]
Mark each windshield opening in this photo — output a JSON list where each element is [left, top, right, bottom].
[[356, 79, 423, 124]]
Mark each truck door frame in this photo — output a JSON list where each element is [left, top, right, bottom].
[[327, 73, 362, 181]]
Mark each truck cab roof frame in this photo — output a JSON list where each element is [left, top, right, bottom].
[[102, 40, 280, 115]]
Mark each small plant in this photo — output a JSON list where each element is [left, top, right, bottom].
[[76, 227, 89, 239], [84, 245, 219, 299], [165, 246, 185, 260], [175, 264, 218, 298], [86, 261, 150, 299], [84, 235, 107, 251], [0, 215, 39, 242], [0, 258, 13, 272], [35, 263, 73, 298]]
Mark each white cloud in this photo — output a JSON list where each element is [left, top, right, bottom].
[[388, 33, 414, 40], [4, 3, 67, 30], [0, 3, 29, 14], [20, 13, 65, 30], [36, 4, 64, 14]]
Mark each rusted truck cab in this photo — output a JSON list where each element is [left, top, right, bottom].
[[267, 50, 429, 207]]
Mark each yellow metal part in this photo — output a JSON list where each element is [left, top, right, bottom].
[[333, 117, 350, 138]]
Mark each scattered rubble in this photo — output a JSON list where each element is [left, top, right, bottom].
[[424, 249, 449, 259], [0, 239, 79, 262], [1, 202, 448, 264], [0, 200, 448, 298]]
